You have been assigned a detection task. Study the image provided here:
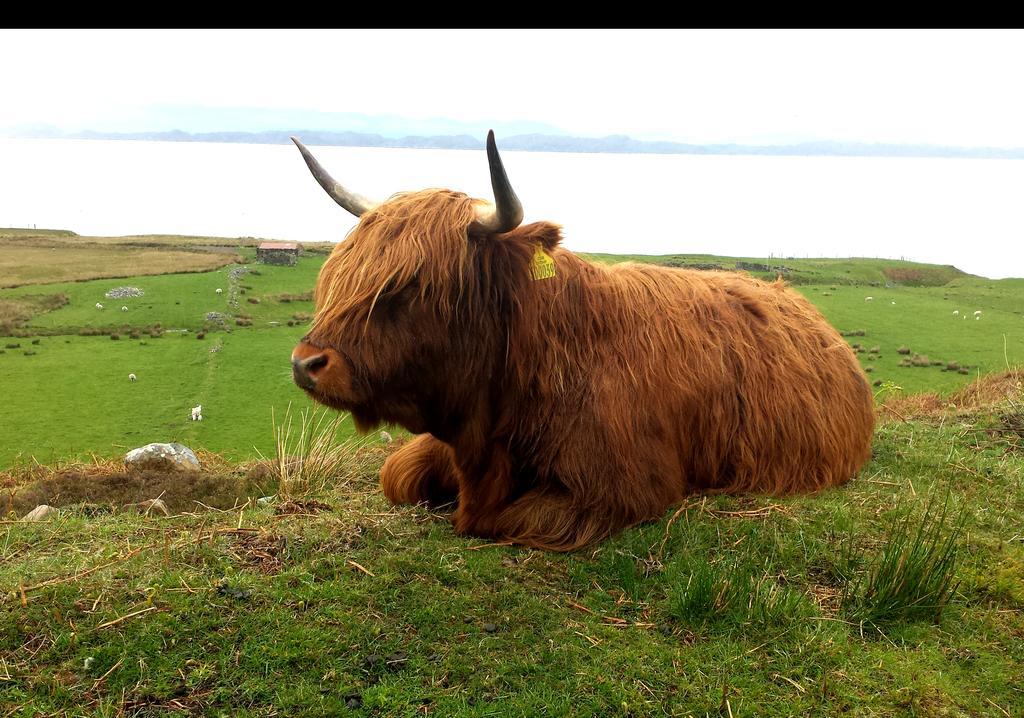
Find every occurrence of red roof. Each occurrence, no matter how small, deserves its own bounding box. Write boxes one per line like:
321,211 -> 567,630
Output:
257,242 -> 300,251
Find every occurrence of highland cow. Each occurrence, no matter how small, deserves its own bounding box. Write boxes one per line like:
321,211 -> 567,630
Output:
289,132 -> 875,551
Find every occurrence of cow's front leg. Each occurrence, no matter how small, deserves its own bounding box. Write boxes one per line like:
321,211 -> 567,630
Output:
379,434 -> 460,507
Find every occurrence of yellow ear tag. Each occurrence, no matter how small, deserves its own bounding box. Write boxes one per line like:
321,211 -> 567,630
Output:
530,244 -> 556,281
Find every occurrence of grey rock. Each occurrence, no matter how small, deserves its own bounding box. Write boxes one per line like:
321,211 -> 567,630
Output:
23,504 -> 58,521
125,442 -> 200,472
104,286 -> 145,299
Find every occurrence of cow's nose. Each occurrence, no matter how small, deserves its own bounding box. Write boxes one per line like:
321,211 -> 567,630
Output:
292,352 -> 330,390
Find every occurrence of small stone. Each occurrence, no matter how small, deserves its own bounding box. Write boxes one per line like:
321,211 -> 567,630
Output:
345,694 -> 362,709
482,623 -> 497,633
215,580 -> 251,601
256,495 -> 276,506
362,654 -> 383,669
385,651 -> 409,671
23,505 -> 58,521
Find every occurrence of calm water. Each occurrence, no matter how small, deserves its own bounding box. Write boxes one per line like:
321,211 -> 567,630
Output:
2,138 -> 1022,279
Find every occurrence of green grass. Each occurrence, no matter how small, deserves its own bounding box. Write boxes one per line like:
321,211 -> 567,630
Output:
0,252 -> 342,467
841,495 -> 963,626
795,281 -> 1024,395
0,329 -> 330,467
2,414 -> 1022,716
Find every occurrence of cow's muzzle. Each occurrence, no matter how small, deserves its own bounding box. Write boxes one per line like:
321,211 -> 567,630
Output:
291,340 -> 339,391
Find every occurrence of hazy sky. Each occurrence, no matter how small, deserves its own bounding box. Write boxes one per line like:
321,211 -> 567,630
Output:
4,28 -> 1024,146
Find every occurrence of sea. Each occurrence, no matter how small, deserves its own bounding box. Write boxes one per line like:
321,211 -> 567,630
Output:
2,138 -> 1022,280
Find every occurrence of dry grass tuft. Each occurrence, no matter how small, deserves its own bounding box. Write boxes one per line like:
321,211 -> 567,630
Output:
880,369 -> 1024,422
0,238 -> 239,288
257,403 -> 376,499
1,449 -> 277,517
3,466 -> 273,517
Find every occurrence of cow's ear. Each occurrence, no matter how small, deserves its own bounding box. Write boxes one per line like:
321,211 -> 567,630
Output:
499,221 -> 562,251
532,222 -> 562,252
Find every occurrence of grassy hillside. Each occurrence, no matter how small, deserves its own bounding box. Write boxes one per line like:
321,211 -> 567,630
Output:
582,253 -> 973,287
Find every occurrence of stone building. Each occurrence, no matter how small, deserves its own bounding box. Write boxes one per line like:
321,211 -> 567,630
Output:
256,241 -> 301,266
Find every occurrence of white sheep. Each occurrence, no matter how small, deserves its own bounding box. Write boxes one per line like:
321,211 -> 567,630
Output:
190,404 -> 203,421
129,373 -> 137,382
953,310 -> 959,316
121,306 -> 128,312
95,302 -> 103,310
973,310 -> 982,316
864,296 -> 874,301
216,288 -> 223,294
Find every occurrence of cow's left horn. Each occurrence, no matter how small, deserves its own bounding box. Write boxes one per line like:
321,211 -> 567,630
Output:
469,130 -> 524,236
290,136 -> 378,217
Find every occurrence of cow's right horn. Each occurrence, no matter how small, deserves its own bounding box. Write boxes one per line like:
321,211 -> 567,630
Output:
468,130 -> 524,236
290,136 -> 378,217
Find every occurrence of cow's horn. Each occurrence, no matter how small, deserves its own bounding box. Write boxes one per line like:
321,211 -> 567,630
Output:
290,136 -> 377,217
469,130 -> 524,236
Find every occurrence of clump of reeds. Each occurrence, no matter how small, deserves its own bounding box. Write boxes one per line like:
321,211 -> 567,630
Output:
841,494 -> 963,626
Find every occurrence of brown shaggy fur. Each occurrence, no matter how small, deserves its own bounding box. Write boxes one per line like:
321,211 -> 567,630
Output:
294,189 -> 875,551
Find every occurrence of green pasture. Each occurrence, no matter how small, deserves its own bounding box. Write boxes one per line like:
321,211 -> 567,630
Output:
796,280 -> 1024,395
0,254 -> 329,467
0,252 -> 320,333
0,329 -> 323,467
2,245 -> 1023,467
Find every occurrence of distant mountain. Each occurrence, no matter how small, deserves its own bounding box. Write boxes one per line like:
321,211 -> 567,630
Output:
7,106 -> 566,142
7,125 -> 1024,159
